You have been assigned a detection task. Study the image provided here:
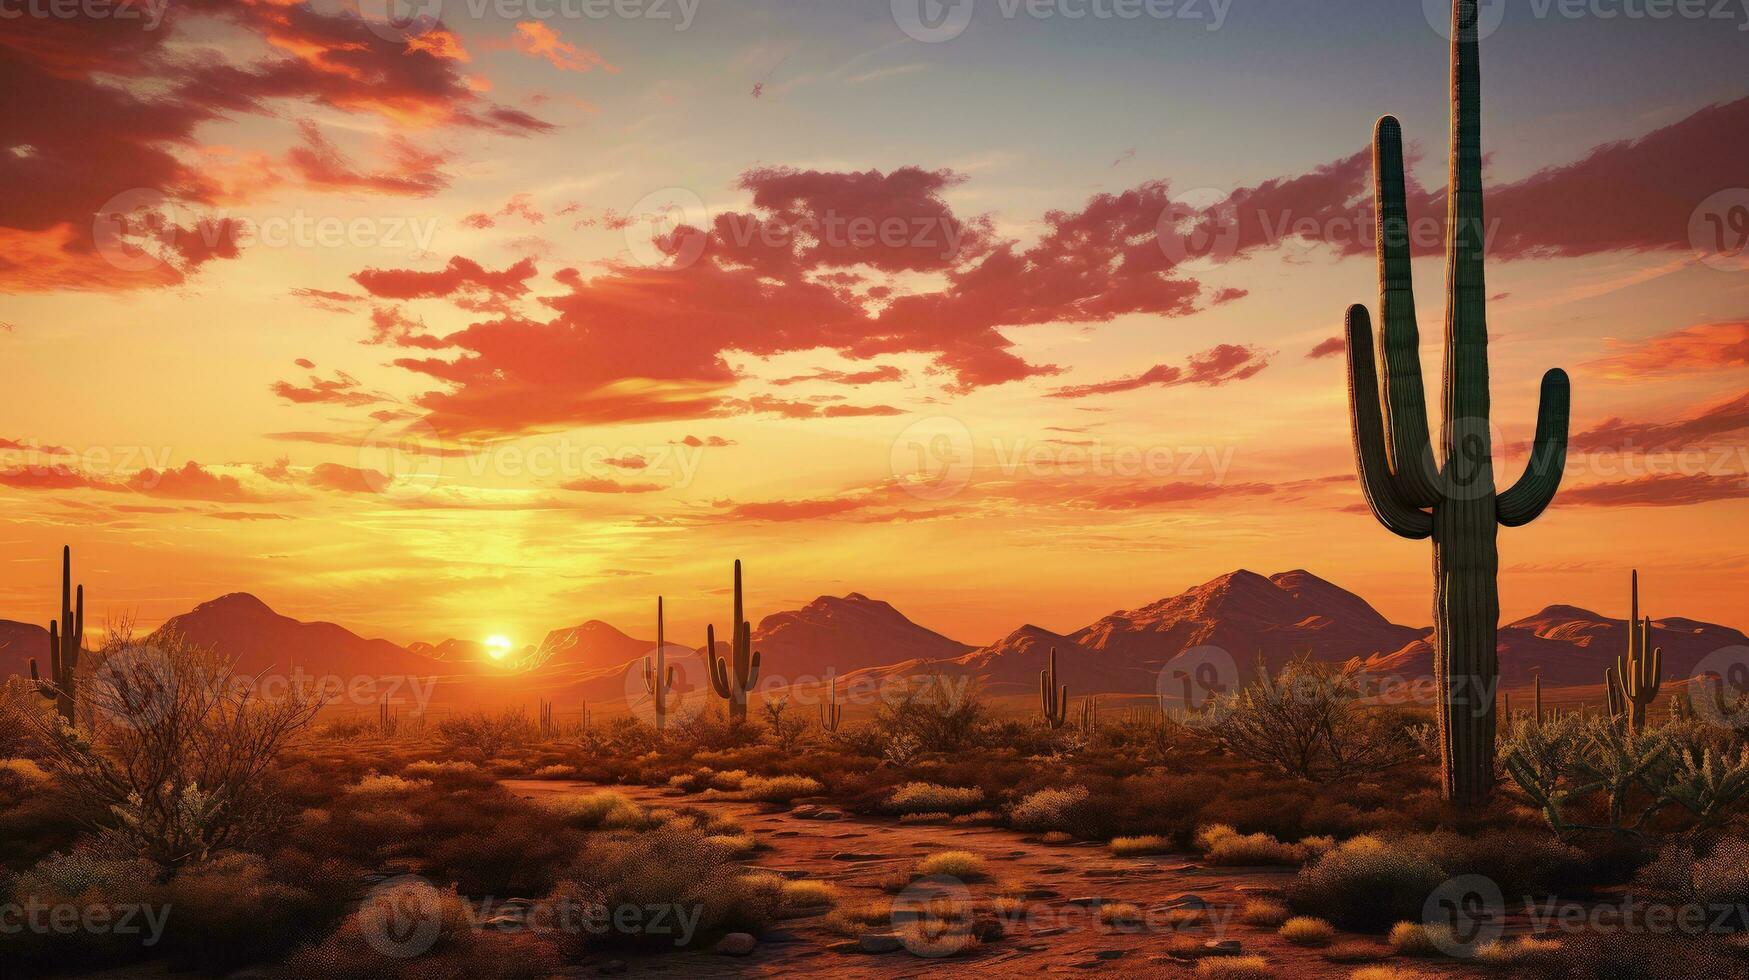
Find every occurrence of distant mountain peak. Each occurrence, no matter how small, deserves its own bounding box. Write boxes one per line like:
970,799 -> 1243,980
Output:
194,592 -> 276,615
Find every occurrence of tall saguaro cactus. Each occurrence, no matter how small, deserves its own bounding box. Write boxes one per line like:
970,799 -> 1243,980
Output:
28,546 -> 84,725
707,560 -> 760,723
1344,0 -> 1572,804
644,596 -> 677,730
1607,570 -> 1661,733
1040,647 -> 1068,729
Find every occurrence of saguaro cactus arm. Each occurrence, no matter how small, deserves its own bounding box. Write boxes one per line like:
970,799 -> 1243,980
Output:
1372,115 -> 1442,509
1347,305 -> 1435,539
1497,368 -> 1572,527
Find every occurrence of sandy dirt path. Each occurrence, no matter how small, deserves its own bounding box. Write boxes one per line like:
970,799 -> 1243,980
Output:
503,779 -> 1485,978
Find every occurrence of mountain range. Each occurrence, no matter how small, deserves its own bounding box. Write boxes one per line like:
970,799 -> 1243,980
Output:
2,570 -> 1743,706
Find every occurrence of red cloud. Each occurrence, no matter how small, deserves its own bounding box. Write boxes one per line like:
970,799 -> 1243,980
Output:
306,463 -> 388,494
561,477 -> 664,494
271,370 -> 383,407
354,256 -> 538,303
0,464 -> 117,491
512,22 -> 616,74
1048,344 -> 1270,398
1307,336 -> 1345,359
1562,474 -> 1749,508
0,2 -> 551,294
771,365 -> 904,386
1572,390 -> 1749,453
126,462 -> 268,502
1588,320 -> 1749,377
286,121 -> 450,196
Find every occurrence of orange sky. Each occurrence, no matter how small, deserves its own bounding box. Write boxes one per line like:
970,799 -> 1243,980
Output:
1,3 -> 1746,648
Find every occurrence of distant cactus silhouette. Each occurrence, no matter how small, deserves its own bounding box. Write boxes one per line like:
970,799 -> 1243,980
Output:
643,597 -> 677,730
707,560 -> 760,723
819,673 -> 843,733
1607,571 -> 1661,733
1040,647 -> 1068,729
28,546 -> 83,726
1343,0 -> 1571,804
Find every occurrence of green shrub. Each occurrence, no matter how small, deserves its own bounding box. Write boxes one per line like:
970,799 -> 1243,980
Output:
1288,836 -> 1446,931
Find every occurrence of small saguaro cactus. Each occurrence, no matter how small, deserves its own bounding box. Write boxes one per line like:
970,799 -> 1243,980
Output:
538,698 -> 556,738
28,546 -> 84,725
1076,694 -> 1099,735
707,560 -> 760,723
1608,570 -> 1662,733
1342,0 -> 1572,804
1533,674 -> 1543,727
643,596 -> 677,730
1040,647 -> 1068,729
819,674 -> 843,733
378,698 -> 399,737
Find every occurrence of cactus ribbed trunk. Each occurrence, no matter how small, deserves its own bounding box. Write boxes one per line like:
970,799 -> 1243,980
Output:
707,560 -> 760,723
1342,1 -> 1571,806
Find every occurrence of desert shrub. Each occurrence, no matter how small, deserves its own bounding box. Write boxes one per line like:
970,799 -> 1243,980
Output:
402,760 -> 495,788
900,811 -> 950,824
149,851 -> 344,971
287,877 -> 559,979
1533,928 -> 1738,979
825,899 -> 891,936
1351,969 -> 1430,980
347,774 -> 432,795
1321,941 -> 1387,963
780,879 -> 837,909
1110,834 -> 1173,856
1411,829 -> 1593,897
11,628 -> 322,869
1240,898 -> 1291,925
1194,956 -> 1274,978
1279,916 -> 1336,947
537,791 -> 645,830
1099,901 -> 1142,926
436,710 -> 536,758
1208,657 -> 1418,782
733,774 -> 823,803
1195,824 -> 1308,866
1475,936 -> 1562,969
1009,785 -> 1092,833
874,675 -> 985,753
885,782 -> 986,815
547,823 -> 778,955
1288,836 -> 1447,931
1638,834 -> 1749,909
532,764 -> 577,778
916,850 -> 989,881
1386,921 -> 1448,957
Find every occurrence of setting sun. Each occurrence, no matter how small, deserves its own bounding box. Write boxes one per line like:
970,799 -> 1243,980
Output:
484,635 -> 514,660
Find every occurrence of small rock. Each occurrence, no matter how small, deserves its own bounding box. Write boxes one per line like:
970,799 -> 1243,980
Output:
1095,950 -> 1127,960
1165,894 -> 1208,909
1065,896 -> 1110,907
1033,926 -> 1071,937
790,804 -> 822,819
858,932 -> 904,954
1202,939 -> 1242,956
814,808 -> 844,821
826,940 -> 861,953
484,913 -> 522,931
831,852 -> 885,862
599,960 -> 628,975
1023,887 -> 1060,899
715,932 -> 757,956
